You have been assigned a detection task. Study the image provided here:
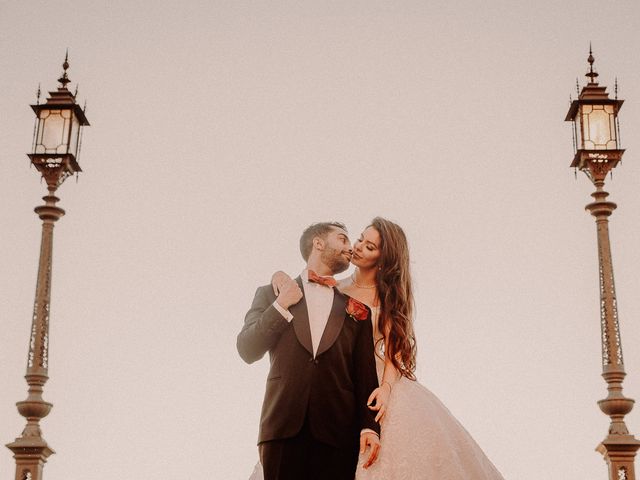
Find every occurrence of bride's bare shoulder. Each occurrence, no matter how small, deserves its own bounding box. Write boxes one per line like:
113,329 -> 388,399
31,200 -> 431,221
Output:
337,278 -> 376,310
337,277 -> 354,294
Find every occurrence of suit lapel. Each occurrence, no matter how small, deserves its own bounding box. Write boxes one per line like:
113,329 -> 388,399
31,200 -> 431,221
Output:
289,276 -> 314,356
316,289 -> 346,357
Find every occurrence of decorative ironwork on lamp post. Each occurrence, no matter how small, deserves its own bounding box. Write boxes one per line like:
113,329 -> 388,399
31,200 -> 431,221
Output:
6,54 -> 89,480
565,48 -> 640,480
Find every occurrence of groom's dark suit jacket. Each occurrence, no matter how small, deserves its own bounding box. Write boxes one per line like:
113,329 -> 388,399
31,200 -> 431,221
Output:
237,277 -> 380,449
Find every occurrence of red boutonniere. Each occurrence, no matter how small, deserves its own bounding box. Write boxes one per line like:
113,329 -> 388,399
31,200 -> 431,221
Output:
346,297 -> 369,321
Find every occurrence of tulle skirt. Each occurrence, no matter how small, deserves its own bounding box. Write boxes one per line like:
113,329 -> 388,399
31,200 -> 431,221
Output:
355,376 -> 504,480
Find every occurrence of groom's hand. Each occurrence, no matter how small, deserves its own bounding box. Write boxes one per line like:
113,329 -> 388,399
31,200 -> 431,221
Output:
276,279 -> 303,310
360,431 -> 381,469
271,271 -> 292,295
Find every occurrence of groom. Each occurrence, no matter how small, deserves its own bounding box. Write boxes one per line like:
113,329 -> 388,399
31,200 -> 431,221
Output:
237,222 -> 381,480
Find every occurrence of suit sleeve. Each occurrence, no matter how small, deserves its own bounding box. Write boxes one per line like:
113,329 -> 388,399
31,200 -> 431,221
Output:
237,286 -> 291,364
353,308 -> 381,435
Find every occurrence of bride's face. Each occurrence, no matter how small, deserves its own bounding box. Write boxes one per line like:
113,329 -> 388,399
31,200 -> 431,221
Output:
352,226 -> 382,269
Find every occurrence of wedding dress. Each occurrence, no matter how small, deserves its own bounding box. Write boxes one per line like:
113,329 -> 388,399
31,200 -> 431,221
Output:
354,306 -> 504,479
248,306 -> 505,480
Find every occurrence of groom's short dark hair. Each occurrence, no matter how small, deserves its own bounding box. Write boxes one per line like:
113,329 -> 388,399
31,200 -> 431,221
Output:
299,221 -> 347,261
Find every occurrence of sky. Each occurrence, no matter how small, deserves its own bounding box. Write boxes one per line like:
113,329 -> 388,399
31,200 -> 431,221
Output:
1,1 -> 640,479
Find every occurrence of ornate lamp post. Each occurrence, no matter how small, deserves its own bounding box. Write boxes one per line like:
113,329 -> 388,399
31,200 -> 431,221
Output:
565,48 -> 640,480
6,54 -> 89,480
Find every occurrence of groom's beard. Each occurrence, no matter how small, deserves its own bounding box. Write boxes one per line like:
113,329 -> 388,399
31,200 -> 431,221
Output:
322,247 -> 351,275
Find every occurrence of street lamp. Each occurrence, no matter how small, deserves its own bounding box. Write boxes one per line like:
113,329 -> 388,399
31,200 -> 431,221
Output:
566,48 -> 640,480
6,53 -> 89,480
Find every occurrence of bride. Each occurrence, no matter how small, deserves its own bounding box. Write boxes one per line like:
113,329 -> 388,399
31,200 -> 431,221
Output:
253,217 -> 504,479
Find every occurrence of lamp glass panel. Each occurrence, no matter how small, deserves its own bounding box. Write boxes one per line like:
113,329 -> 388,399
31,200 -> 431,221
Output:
38,109 -> 68,154
68,114 -> 81,158
57,109 -> 72,154
582,104 -> 614,150
605,105 -> 618,149
577,105 -> 589,149
35,110 -> 51,154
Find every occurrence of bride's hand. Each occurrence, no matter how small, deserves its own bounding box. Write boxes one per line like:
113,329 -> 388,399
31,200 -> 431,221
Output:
271,271 -> 292,295
367,382 -> 392,423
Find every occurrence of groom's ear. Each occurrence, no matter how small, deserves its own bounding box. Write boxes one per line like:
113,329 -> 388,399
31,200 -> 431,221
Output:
312,236 -> 325,251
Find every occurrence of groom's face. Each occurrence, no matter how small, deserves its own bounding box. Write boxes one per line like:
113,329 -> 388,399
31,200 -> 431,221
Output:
320,227 -> 352,275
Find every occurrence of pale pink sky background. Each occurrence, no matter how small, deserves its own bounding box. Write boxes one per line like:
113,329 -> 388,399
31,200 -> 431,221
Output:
2,1 -> 640,479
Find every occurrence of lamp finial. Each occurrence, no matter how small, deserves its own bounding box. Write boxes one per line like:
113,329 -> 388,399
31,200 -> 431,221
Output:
58,50 -> 71,89
586,44 -> 599,84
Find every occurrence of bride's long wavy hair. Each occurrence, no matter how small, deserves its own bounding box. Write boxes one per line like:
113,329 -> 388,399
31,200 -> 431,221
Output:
371,217 -> 417,380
